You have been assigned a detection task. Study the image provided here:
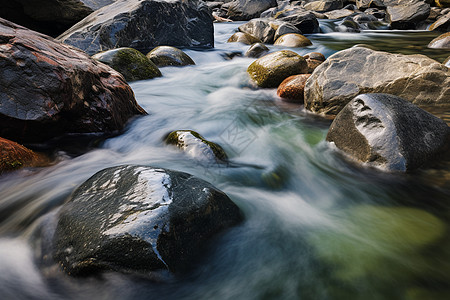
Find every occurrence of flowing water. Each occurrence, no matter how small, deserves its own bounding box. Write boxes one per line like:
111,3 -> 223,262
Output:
0,21 -> 449,300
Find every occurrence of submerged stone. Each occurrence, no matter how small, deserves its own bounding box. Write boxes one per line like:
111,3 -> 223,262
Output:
53,165 -> 242,276
146,46 -> 195,67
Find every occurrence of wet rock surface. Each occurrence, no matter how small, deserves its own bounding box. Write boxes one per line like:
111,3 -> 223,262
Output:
277,74 -> 311,103
0,137 -> 47,174
226,0 -> 277,21
428,32 -> 450,49
53,165 -> 243,276
146,46 -> 195,67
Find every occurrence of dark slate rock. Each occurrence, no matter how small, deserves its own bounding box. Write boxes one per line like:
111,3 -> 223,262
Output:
326,94 -> 450,172
386,0 -> 430,30
276,9 -> 320,33
57,0 -> 214,56
53,165 -> 243,276
0,18 -> 146,144
226,0 -> 277,21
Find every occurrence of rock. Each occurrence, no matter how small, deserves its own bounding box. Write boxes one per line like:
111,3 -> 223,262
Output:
364,8 -> 386,19
271,22 -> 302,41
326,93 -> 450,171
226,0 -> 278,21
304,47 -> 450,116
428,32 -> 450,49
57,0 -> 214,56
0,137 -> 47,174
227,32 -> 262,44
0,18 -> 146,144
53,165 -> 242,275
444,56 -> 450,67
355,0 -> 390,9
337,19 -> 361,32
0,0 -> 115,37
247,50 -> 308,88
92,47 -> 161,82
238,18 -> 275,44
276,9 -> 320,34
386,0 -> 431,30
274,33 -> 312,47
165,130 -> 228,162
303,52 -> 325,73
303,0 -> 344,12
245,43 -> 269,58
429,12 -> 450,32
277,74 -> 311,103
323,9 -> 355,20
146,46 -> 195,68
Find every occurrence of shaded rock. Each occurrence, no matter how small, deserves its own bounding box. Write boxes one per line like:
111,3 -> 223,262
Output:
276,9 -> 320,33
245,43 -> 269,58
146,46 -> 195,67
238,18 -> 275,44
227,32 -> 262,44
337,19 -> 361,32
277,74 -> 311,103
303,52 -> 325,73
435,0 -> 450,7
226,0 -> 278,21
444,56 -> 450,67
0,18 -> 146,144
304,47 -> 450,116
326,93 -> 450,171
0,0 -> 115,37
355,0 -> 391,9
274,33 -> 312,47
429,11 -> 450,32
324,8 -> 355,20
165,130 -> 228,162
386,0 -> 430,30
0,137 -> 47,174
53,165 -> 242,275
271,21 -> 302,41
247,50 -> 308,88
428,32 -> 450,49
364,8 -> 386,19
57,0 -> 214,56
303,0 -> 344,12
92,47 -> 161,82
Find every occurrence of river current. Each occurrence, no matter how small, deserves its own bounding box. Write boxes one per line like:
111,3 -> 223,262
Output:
0,21 -> 449,300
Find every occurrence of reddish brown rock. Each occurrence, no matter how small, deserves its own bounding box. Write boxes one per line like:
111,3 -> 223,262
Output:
277,74 -> 311,103
0,18 -> 146,144
0,137 -> 47,174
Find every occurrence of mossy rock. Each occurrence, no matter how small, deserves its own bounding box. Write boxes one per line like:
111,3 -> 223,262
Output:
247,50 -> 308,88
0,137 -> 48,174
428,32 -> 450,49
92,47 -> 161,81
165,130 -> 228,162
309,205 -> 446,282
146,46 -> 195,67
274,33 -> 312,48
227,32 -> 262,45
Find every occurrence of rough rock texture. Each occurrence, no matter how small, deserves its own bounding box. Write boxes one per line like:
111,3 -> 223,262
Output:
238,18 -> 275,44
0,137 -> 47,174
227,32 -> 261,44
386,0 -> 430,29
303,0 -> 344,12
226,0 -> 277,21
0,18 -> 146,144
245,43 -> 269,58
57,0 -> 214,56
0,0 -> 115,37
428,32 -> 450,49
247,50 -> 308,88
146,46 -> 195,67
303,52 -> 325,73
53,165 -> 243,276
276,9 -> 320,33
277,74 -> 311,103
304,47 -> 450,116
326,94 -> 450,172
429,11 -> 450,32
165,130 -> 228,162
274,33 -> 312,47
324,8 -> 355,20
92,47 -> 161,81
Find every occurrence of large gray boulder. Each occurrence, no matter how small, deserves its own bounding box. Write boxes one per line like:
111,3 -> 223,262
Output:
226,0 -> 277,21
385,0 -> 430,29
0,18 -> 146,144
327,94 -> 450,172
304,47 -> 450,116
276,9 -> 320,34
53,165 -> 243,275
303,0 -> 344,12
238,18 -> 275,44
58,0 -> 214,56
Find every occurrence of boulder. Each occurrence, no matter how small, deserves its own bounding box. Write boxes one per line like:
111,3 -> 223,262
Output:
303,0 -> 344,12
165,130 -> 228,162
0,0 -> 115,37
238,18 -> 275,44
53,165 -> 242,275
227,32 -> 261,44
0,18 -> 146,144
429,11 -> 450,32
270,22 -> 302,41
0,137 -> 47,174
355,0 -> 392,9
92,47 -> 161,81
276,9 -> 320,34
57,0 -> 214,56
146,46 -> 195,67
386,0 -> 431,29
323,9 -> 355,20
247,50 -> 308,88
326,93 -> 450,171
303,52 -> 325,73
304,47 -> 450,116
274,33 -> 312,47
277,74 -> 311,103
428,32 -> 450,49
226,0 -> 278,21
245,43 -> 269,58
